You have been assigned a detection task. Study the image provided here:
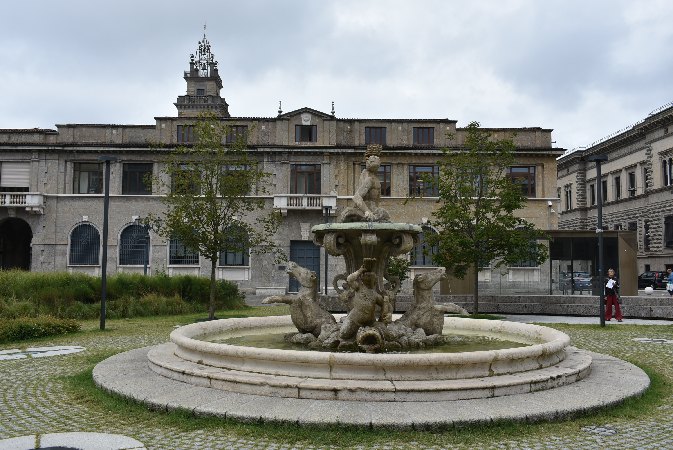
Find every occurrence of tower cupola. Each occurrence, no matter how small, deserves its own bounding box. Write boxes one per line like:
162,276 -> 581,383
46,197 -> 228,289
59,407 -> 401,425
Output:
174,32 -> 230,117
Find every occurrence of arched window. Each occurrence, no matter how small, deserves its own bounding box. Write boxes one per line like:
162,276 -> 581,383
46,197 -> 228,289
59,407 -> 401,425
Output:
218,225 -> 250,266
411,229 -> 438,266
119,224 -> 149,265
169,237 -> 199,265
69,223 -> 100,265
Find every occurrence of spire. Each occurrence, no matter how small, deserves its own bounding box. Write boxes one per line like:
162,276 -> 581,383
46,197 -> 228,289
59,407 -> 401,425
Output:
175,30 -> 230,118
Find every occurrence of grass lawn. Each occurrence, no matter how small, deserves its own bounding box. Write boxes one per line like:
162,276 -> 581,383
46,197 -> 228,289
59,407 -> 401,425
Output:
1,307 -> 672,449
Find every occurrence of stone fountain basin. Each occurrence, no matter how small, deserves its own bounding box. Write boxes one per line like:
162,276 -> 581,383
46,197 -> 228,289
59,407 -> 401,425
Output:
162,316 -> 571,382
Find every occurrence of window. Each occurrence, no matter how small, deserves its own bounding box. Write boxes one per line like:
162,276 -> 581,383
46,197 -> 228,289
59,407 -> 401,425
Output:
613,224 -> 622,230
225,125 -> 248,144
508,166 -> 536,197
589,183 -> 596,206
665,216 -> 673,248
290,164 -> 321,194
171,164 -> 200,195
196,88 -> 205,96
628,221 -> 637,231
643,167 -> 650,192
663,158 -> 672,187
119,224 -> 149,265
169,238 -> 199,265
644,220 -> 650,251
628,171 -> 636,197
511,241 -> 539,267
219,225 -> 250,266
614,175 -> 621,200
411,230 -> 438,266
69,223 -> 100,265
601,179 -> 608,203
413,127 -> 434,145
122,163 -> 152,195
365,127 -> 387,145
295,125 -> 317,143
177,125 -> 195,144
409,165 -> 439,196
359,163 -> 391,196
73,162 -> 103,194
564,185 -> 572,211
0,161 -> 30,192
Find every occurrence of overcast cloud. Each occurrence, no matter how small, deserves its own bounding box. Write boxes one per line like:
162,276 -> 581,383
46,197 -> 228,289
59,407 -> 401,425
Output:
1,0 -> 672,150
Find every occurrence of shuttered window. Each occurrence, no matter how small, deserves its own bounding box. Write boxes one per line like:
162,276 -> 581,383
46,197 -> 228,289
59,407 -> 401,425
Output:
0,162 -> 30,191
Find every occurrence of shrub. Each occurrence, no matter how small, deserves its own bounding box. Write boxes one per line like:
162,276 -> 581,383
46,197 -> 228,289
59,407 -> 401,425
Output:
0,316 -> 81,344
0,270 -> 245,320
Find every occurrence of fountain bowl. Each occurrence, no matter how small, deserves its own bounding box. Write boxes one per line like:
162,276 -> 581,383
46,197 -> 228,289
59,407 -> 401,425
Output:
147,315 -> 592,402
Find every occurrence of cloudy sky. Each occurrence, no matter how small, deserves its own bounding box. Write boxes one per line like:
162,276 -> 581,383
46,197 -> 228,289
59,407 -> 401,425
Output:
1,0 -> 672,150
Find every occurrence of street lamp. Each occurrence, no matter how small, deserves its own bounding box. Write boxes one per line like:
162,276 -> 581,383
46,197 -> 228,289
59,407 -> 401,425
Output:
587,154 -> 608,327
98,156 -> 118,331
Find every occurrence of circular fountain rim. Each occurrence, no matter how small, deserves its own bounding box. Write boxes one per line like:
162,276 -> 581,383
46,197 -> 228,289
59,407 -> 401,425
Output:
169,316 -> 570,380
311,222 -> 422,233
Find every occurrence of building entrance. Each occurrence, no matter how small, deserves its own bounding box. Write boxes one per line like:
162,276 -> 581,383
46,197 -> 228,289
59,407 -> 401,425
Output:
288,240 -> 320,293
0,218 -> 33,270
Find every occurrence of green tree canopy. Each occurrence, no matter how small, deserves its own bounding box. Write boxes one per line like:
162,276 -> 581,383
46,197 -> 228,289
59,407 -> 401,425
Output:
148,112 -> 282,319
426,121 -> 548,313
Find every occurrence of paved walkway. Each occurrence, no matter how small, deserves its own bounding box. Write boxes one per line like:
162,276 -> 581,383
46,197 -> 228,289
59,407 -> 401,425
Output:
502,314 -> 673,325
2,315 -> 673,449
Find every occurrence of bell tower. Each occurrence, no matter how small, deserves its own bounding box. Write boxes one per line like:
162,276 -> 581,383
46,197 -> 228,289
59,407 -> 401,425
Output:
174,32 -> 230,117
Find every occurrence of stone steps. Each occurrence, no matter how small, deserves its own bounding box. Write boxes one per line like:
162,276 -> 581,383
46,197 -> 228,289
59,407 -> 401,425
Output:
147,343 -> 592,402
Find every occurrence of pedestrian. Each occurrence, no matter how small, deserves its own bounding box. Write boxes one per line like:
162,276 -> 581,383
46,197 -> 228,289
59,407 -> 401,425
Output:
605,268 -> 623,322
667,268 -> 673,297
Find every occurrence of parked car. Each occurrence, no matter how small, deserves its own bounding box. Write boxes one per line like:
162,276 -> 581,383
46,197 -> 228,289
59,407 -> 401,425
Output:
637,271 -> 668,289
560,271 -> 593,292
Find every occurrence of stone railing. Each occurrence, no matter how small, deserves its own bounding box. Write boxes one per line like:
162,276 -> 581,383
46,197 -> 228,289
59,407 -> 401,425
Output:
0,192 -> 44,214
273,194 -> 337,215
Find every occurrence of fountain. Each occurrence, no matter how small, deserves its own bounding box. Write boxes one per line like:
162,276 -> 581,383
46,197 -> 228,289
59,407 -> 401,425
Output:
143,144 -> 592,400
93,145 -> 650,426
262,144 -> 468,353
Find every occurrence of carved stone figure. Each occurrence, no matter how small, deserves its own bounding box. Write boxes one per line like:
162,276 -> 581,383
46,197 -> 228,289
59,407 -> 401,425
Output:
262,262 -> 335,337
338,149 -> 390,223
397,267 -> 468,335
339,265 -> 385,340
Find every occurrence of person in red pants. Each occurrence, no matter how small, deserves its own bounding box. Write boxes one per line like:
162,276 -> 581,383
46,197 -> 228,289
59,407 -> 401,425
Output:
605,268 -> 622,322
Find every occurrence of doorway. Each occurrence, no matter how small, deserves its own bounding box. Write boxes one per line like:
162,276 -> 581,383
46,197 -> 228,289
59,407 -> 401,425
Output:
288,240 -> 320,292
0,218 -> 33,270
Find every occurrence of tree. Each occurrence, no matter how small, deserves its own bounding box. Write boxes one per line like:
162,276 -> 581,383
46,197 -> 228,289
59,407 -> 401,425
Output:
148,112 -> 282,320
426,121 -> 547,314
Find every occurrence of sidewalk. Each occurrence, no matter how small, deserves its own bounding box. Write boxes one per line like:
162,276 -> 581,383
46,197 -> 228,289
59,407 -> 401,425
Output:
502,314 -> 673,325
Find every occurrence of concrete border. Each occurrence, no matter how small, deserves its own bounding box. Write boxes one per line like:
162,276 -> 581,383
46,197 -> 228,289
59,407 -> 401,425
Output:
94,347 -> 650,429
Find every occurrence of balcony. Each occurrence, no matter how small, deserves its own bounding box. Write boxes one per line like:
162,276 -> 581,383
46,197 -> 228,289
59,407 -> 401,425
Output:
0,192 -> 44,214
273,194 -> 337,216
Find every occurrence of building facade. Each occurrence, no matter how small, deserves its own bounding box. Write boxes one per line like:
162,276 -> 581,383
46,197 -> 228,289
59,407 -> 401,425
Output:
0,35 -> 563,295
557,103 -> 673,274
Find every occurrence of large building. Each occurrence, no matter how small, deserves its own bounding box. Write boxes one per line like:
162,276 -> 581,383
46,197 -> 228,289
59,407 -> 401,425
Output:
0,35 -> 563,295
557,103 -> 673,275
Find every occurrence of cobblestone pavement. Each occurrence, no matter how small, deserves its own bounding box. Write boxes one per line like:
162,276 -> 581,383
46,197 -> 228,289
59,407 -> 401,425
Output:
1,316 -> 673,449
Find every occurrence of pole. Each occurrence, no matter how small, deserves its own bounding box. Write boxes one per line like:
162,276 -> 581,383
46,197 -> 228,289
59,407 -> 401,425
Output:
596,161 -> 605,327
99,158 -> 114,330
143,225 -> 149,276
588,154 -> 608,327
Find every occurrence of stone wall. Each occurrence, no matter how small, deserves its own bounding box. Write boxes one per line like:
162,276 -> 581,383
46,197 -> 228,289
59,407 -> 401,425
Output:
319,293 -> 673,319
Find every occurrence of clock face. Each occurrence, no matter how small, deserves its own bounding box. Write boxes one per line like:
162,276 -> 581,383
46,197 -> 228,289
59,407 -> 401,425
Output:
301,113 -> 312,125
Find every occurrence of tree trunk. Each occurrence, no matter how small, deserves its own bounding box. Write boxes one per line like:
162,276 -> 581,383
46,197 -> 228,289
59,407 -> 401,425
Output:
472,262 -> 479,315
208,257 -> 217,320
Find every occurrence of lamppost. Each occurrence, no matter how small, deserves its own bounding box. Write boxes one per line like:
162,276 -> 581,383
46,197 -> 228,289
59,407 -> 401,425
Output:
98,156 -> 118,331
323,205 -> 332,295
587,154 -> 608,327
